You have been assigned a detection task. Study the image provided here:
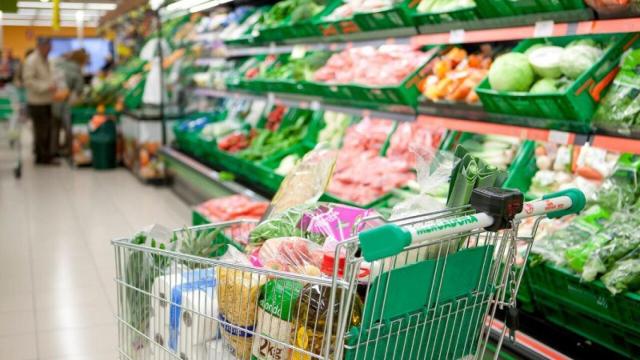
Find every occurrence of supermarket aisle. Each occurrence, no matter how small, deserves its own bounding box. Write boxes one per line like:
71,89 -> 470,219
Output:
0,130 -> 190,359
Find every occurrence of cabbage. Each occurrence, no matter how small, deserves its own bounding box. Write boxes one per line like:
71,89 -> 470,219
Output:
567,38 -> 599,48
524,43 -> 546,56
530,78 -> 559,94
527,46 -> 564,79
560,44 -> 603,79
488,53 -> 535,92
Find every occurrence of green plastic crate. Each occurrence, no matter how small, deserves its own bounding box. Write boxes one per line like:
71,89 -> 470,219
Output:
410,5 -> 478,26
192,209 -> 211,226
310,46 -> 439,106
528,262 -> 640,335
258,2 -> 340,42
475,0 -> 585,18
353,4 -> 415,31
316,16 -> 362,37
476,33 -> 640,130
535,290 -> 640,358
502,140 -> 537,193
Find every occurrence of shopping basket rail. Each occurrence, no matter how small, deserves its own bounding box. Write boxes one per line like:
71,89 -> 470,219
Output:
357,188 -> 585,262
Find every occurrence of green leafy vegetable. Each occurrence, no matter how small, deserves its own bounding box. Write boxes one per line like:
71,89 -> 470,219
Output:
488,53 -> 534,92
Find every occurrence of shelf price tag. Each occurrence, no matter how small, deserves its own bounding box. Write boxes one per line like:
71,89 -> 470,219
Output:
548,130 -> 571,144
267,92 -> 275,104
310,100 -> 321,111
449,29 -> 465,44
291,45 -> 307,59
268,42 -> 276,54
533,20 -> 554,37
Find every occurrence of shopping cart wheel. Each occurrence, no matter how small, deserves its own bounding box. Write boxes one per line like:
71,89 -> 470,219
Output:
14,165 -> 21,179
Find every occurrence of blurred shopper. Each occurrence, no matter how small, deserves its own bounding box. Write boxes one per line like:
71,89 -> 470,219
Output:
53,49 -> 89,156
23,38 -> 57,164
0,49 -> 19,82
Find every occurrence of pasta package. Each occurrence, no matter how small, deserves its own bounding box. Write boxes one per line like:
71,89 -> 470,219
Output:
217,266 -> 266,360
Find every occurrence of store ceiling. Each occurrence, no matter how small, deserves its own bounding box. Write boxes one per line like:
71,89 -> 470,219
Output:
0,1 -> 118,27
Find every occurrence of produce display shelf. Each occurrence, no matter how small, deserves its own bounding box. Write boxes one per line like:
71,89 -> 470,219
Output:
192,13 -> 640,59
417,114 -> 589,146
191,87 -> 417,122
161,146 -> 267,204
590,135 -> 640,156
411,17 -> 640,47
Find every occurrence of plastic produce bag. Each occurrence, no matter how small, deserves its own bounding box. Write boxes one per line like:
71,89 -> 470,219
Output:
601,257 -> 640,295
264,144 -> 338,218
251,237 -> 324,275
249,203 -> 379,247
391,149 -> 458,220
532,206 -> 609,266
593,48 -> 640,135
582,211 -> 640,281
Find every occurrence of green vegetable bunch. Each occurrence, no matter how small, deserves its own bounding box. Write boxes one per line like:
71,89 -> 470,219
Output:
259,0 -> 325,27
124,232 -> 176,344
263,52 -> 332,82
238,112 -> 311,162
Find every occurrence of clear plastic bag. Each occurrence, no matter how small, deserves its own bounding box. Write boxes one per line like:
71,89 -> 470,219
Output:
391,149 -> 459,220
601,257 -> 640,295
251,236 -> 324,275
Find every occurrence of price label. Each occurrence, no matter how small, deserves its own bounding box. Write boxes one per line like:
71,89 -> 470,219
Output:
267,93 -> 275,104
291,45 -> 307,59
548,130 -> 571,144
310,100 -> 321,111
268,42 -> 276,54
533,20 -> 554,38
449,29 -> 465,44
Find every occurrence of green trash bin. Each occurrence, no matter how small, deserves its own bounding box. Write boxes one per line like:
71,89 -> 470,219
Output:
90,120 -> 117,170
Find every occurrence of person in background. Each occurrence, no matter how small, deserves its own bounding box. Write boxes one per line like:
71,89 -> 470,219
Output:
52,49 -> 89,156
23,38 -> 57,165
14,49 -> 34,88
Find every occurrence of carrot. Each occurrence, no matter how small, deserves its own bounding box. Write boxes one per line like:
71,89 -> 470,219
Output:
576,166 -> 604,181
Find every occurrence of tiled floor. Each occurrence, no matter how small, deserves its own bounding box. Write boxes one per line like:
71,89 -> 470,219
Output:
0,128 -> 190,359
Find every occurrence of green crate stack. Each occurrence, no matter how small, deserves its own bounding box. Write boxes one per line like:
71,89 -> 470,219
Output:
410,3 -> 478,26
352,0 -> 416,31
258,1 -> 340,42
241,108 -> 323,190
476,33 -> 640,132
475,0 -> 585,18
527,262 -> 640,357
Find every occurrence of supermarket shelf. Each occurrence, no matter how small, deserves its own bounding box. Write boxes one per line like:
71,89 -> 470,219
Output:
591,134 -> 640,155
161,146 -> 267,202
191,11 -> 640,58
411,16 -> 640,47
417,114 -> 589,146
191,87 -> 417,121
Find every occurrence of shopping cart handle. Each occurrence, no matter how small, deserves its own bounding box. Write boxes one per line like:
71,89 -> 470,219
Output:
541,188 -> 586,219
358,225 -> 412,262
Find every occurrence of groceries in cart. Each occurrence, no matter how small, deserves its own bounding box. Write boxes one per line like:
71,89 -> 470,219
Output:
114,144 -> 588,360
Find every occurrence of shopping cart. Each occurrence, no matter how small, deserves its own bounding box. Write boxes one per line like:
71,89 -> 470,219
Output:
0,84 -> 23,178
112,187 -> 585,360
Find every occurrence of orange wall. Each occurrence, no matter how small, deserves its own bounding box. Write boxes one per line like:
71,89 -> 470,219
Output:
3,26 -> 98,59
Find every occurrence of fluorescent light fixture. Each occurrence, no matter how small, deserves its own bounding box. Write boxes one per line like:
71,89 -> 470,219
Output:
84,3 -> 117,10
75,10 -> 83,22
17,8 -> 38,15
18,1 -> 116,10
190,0 -> 232,13
167,0 -> 209,12
2,19 -> 31,25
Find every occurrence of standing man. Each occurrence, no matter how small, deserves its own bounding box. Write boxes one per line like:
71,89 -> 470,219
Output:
23,37 -> 57,164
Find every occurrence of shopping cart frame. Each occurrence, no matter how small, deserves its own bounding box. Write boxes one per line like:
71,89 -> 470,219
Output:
112,188 -> 584,360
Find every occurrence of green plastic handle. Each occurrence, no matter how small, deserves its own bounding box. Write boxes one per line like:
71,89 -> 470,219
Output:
542,188 -> 586,219
358,224 -> 412,262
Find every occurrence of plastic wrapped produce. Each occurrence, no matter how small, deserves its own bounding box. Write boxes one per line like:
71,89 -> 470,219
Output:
313,45 -> 432,86
585,0 -> 640,18
601,257 -> 640,295
251,237 -> 323,275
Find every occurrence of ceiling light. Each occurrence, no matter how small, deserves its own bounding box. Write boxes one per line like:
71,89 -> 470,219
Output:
18,1 -> 117,10
189,0 -> 231,13
167,0 -> 209,12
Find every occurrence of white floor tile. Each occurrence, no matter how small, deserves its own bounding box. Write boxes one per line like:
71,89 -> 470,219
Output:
0,128 -> 190,358
0,333 -> 38,360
